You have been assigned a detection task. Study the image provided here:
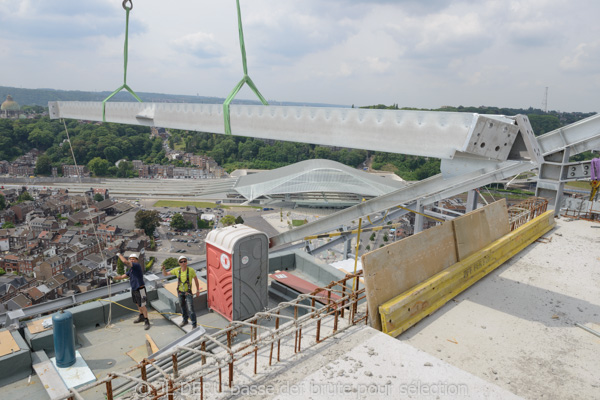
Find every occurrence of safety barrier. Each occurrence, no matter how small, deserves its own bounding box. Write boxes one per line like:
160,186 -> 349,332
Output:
379,210 -> 555,337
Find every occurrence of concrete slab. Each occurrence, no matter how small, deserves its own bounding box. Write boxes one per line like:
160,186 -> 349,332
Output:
271,328 -> 522,400
181,322 -> 520,400
399,218 -> 600,399
51,351 -> 96,389
34,359 -> 71,400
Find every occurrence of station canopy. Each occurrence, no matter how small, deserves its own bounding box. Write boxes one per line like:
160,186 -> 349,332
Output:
233,159 -> 406,203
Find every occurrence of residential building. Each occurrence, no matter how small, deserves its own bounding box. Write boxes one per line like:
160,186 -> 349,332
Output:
62,164 -> 89,177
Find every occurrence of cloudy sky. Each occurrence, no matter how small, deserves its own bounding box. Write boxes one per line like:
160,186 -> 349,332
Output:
1,0 -> 599,112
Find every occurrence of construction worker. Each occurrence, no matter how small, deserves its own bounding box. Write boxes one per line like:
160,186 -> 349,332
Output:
115,252 -> 150,330
162,255 -> 200,329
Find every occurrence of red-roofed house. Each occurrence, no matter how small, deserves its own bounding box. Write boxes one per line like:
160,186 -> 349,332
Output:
24,286 -> 45,304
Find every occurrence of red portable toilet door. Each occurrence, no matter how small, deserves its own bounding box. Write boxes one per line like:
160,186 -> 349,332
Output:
206,245 -> 233,320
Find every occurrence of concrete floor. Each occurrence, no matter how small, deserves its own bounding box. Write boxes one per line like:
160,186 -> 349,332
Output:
399,217 -> 600,400
3,310 -> 185,400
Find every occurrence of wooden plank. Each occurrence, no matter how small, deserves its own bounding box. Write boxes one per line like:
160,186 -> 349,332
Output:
27,318 -> 53,335
145,334 -> 159,354
453,199 -> 510,261
361,222 -> 458,331
0,330 -> 20,356
126,344 -> 149,363
379,210 -> 555,337
164,278 -> 207,298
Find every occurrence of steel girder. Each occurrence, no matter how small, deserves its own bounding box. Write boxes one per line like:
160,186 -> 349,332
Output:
50,102 -> 524,162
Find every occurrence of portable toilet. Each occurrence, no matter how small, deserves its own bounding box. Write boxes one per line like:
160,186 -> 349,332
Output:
205,224 -> 269,321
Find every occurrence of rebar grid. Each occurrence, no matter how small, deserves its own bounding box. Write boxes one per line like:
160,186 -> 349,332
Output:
59,271 -> 366,400
508,197 -> 548,231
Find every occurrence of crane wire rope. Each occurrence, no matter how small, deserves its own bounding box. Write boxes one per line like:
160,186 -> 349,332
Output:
101,0 -> 142,122
62,119 -> 119,332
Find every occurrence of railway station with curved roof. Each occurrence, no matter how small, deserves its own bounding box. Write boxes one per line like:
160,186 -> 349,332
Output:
232,159 -> 406,207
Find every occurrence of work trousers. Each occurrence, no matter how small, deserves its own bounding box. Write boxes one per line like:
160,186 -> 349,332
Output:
178,291 -> 197,325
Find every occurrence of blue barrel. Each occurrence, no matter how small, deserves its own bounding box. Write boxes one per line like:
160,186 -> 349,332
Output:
53,310 -> 76,368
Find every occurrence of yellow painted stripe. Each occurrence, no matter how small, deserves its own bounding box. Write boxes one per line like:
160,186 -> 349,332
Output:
379,210 -> 555,337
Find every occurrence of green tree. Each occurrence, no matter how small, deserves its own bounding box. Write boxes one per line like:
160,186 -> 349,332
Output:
162,257 -> 179,270
17,191 -> 33,202
28,127 -> 54,149
221,215 -> 236,226
135,210 -> 161,236
117,258 -> 125,276
0,194 -> 5,210
88,157 -> 110,177
170,213 -> 189,230
117,160 -> 134,178
235,215 -> 244,224
35,154 -> 53,175
2,222 -> 15,229
197,218 -> 210,229
103,146 -> 123,164
94,193 -> 104,202
0,268 -> 5,275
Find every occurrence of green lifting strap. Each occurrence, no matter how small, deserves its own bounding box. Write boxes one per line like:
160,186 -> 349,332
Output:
102,0 -> 142,122
223,0 -> 268,135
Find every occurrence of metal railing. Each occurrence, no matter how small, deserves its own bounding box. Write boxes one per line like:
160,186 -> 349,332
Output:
58,271 -> 367,400
508,197 -> 549,231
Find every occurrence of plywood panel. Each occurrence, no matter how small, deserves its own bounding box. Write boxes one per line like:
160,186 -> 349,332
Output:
453,199 -> 509,261
362,222 -> 457,331
380,210 -> 555,337
0,330 -> 20,356
27,318 -> 53,334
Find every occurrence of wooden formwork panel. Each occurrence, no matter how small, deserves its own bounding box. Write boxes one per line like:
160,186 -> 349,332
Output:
362,222 -> 458,331
453,199 -> 510,261
0,330 -> 20,356
379,210 -> 555,337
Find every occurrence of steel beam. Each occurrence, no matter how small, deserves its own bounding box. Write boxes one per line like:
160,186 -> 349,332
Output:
270,161 -> 534,247
49,102 -> 519,161
537,113 -> 600,156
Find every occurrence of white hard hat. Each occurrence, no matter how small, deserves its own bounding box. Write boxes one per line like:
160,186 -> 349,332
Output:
178,255 -> 188,262
129,253 -> 139,259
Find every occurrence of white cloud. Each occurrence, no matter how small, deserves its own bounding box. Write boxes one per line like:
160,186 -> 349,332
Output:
0,0 -> 598,112
366,57 -> 391,74
172,32 -> 221,59
560,42 -> 600,73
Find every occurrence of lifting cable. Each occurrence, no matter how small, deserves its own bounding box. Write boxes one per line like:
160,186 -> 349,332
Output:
223,0 -> 269,135
62,120 -> 119,331
101,0 -> 142,122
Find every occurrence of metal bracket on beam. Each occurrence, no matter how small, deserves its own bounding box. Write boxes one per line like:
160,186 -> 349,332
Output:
510,114 -> 545,165
441,114 -> 544,178
462,115 -> 520,161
